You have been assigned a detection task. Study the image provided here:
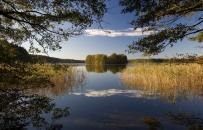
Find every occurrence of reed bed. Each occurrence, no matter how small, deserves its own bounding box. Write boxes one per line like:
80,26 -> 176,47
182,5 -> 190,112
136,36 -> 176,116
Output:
120,63 -> 203,101
0,63 -> 86,96
48,67 -> 86,96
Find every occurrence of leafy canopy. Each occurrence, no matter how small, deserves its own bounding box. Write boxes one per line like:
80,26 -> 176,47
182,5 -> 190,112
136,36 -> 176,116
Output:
0,0 -> 106,53
120,0 -> 203,55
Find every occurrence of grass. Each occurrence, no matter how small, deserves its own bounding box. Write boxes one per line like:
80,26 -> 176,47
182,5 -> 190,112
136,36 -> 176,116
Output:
120,63 -> 203,102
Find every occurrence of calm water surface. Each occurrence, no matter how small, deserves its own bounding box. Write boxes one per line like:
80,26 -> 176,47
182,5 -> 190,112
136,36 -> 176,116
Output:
31,65 -> 203,130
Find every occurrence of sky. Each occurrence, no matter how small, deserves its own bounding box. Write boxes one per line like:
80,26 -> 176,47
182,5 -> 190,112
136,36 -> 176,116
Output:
32,0 -> 203,60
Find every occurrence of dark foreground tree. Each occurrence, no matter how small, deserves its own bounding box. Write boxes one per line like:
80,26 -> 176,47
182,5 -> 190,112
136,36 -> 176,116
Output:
0,0 -> 106,53
120,0 -> 203,55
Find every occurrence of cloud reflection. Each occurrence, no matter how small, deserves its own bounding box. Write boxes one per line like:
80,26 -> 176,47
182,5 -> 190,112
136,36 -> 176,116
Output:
72,89 -> 157,98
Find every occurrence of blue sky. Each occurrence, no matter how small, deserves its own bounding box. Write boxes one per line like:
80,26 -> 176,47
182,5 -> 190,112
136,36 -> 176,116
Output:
43,1 -> 203,60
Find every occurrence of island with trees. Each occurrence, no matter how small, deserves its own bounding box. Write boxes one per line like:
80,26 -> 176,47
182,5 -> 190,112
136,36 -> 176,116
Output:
85,53 -> 128,65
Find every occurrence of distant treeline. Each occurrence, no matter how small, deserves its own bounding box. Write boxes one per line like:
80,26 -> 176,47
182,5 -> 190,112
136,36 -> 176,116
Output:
86,53 -> 128,65
31,55 -> 84,64
129,59 -> 169,64
0,39 -> 84,64
129,57 -> 201,64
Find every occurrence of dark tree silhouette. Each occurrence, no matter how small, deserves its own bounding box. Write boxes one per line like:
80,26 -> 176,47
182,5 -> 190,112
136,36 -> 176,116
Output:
0,0 -> 106,53
120,0 -> 203,55
0,87 -> 69,130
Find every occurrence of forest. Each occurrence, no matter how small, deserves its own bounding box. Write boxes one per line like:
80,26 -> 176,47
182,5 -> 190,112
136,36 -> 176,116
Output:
85,53 -> 128,65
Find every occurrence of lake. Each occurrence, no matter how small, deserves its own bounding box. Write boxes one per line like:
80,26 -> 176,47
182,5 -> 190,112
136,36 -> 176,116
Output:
2,64 -> 203,130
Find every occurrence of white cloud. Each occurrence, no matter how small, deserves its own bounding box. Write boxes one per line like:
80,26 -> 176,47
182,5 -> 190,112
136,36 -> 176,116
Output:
85,28 -> 156,37
72,89 -> 158,99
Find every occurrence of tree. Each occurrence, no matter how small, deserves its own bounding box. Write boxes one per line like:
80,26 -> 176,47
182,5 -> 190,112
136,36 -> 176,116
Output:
0,0 -> 106,53
120,0 -> 203,55
95,54 -> 108,64
0,39 -> 31,63
85,55 -> 94,65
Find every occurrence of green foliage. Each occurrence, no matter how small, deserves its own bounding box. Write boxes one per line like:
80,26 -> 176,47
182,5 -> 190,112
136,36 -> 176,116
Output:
0,0 -> 106,53
0,39 -> 31,63
120,0 -> 203,55
108,53 -> 128,64
0,63 -> 54,86
85,53 -> 128,65
95,54 -> 108,64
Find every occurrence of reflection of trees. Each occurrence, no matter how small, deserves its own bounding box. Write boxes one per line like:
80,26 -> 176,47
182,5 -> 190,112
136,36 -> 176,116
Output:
86,64 -> 107,73
143,117 -> 163,130
0,88 -> 69,130
0,63 -> 70,130
142,113 -> 203,130
168,112 -> 203,130
86,65 -> 126,73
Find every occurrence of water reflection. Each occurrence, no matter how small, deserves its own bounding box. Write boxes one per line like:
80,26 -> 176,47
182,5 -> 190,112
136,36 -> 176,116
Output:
168,112 -> 203,130
141,112 -> 203,130
0,87 -> 69,130
2,64 -> 203,130
32,67 -> 86,96
143,117 -> 163,130
0,64 -> 72,130
72,89 -> 157,98
86,64 -> 126,73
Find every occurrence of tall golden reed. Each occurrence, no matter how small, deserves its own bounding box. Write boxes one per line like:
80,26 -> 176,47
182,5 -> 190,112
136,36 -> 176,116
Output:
121,63 -> 203,102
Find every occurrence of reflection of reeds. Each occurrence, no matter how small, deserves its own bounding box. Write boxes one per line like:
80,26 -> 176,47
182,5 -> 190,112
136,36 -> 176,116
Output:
121,63 -> 203,102
36,67 -> 86,96
0,63 -> 86,96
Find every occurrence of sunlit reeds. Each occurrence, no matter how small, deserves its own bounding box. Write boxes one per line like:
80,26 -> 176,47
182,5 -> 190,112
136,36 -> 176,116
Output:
0,63 -> 56,86
120,63 -> 203,102
33,66 -> 86,96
